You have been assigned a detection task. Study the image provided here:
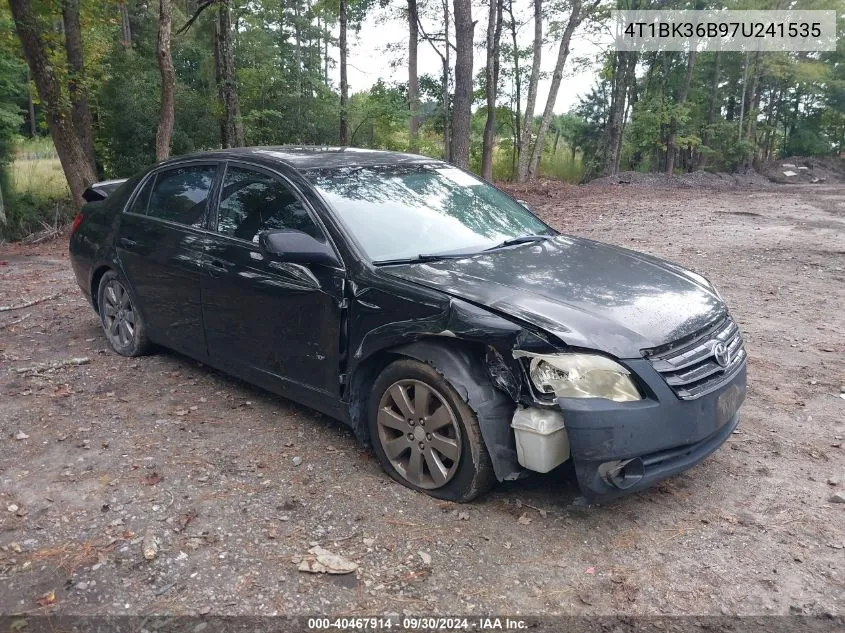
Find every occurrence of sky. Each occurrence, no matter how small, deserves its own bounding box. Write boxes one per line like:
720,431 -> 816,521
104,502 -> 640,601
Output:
338,5 -> 611,116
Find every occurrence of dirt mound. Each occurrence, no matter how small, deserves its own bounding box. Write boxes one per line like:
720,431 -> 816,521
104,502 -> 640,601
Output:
586,168 -> 772,190
498,178 -> 579,209
761,155 -> 845,184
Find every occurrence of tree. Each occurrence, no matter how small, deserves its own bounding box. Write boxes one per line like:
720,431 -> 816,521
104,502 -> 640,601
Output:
216,0 -> 245,147
62,0 -> 96,172
481,0 -> 504,180
119,1 -> 132,48
417,0 -> 453,159
0,33 -> 25,226
178,0 -> 244,148
501,0 -> 527,178
339,0 -> 349,144
324,0 -> 374,146
516,0 -> 542,182
527,0 -> 599,180
450,0 -> 474,167
8,0 -> 96,208
665,49 -> 696,174
407,0 -> 420,152
603,50 -> 636,176
155,0 -> 176,160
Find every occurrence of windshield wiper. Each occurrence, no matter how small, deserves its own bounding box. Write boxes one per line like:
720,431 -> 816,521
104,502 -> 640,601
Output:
484,234 -> 553,251
373,251 -> 473,266
373,234 -> 555,265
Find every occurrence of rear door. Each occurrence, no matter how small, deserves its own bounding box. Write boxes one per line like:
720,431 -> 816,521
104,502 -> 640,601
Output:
201,161 -> 345,400
117,162 -> 220,359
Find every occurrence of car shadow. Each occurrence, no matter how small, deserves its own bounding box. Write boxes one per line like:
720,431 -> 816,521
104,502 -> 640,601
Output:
133,345 -> 662,511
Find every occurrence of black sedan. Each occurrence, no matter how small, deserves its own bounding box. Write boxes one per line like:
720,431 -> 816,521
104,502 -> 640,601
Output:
69,147 -> 747,502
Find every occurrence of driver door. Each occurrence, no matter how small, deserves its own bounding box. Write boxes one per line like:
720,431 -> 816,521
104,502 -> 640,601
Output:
200,162 -> 345,400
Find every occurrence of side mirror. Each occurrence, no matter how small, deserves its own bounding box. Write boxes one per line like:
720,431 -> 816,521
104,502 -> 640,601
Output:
258,229 -> 340,267
517,199 -> 532,212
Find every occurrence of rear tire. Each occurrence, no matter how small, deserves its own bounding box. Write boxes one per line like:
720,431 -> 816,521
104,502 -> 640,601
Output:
368,358 -> 495,502
97,270 -> 150,357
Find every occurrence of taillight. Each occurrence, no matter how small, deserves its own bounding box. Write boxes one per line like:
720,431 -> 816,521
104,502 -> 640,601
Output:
71,212 -> 84,235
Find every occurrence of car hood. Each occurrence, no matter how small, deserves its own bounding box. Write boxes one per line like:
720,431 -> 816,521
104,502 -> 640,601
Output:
382,235 -> 726,358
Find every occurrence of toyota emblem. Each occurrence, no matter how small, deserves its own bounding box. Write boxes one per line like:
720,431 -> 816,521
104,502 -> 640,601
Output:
713,342 -> 731,368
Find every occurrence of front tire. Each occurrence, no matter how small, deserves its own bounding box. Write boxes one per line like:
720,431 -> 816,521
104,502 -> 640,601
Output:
97,270 -> 150,357
368,359 -> 495,502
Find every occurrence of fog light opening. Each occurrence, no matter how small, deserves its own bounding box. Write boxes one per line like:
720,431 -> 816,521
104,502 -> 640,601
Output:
600,458 -> 645,490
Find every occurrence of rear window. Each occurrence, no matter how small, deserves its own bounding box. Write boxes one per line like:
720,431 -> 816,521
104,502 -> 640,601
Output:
146,165 -> 217,227
127,177 -> 154,216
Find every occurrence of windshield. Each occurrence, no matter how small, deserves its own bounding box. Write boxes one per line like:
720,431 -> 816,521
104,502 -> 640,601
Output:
304,163 -> 553,262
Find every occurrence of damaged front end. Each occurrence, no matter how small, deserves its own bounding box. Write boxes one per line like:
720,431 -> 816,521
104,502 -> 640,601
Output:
343,281 -> 561,483
343,272 -> 746,501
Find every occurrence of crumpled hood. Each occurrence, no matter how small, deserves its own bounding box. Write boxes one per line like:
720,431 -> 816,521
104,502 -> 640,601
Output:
383,235 -> 726,358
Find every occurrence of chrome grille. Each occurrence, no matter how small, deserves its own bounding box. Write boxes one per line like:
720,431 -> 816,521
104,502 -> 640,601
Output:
648,318 -> 746,400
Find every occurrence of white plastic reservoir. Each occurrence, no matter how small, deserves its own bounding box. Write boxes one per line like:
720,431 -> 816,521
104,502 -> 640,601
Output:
510,407 -> 570,473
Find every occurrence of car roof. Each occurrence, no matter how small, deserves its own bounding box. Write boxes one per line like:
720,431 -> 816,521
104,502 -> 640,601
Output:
158,146 -> 436,171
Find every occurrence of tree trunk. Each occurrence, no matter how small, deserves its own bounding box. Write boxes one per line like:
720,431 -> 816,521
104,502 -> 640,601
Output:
324,22 -> 329,87
762,86 -> 779,162
212,20 -> 225,146
450,0 -> 473,168
665,49 -> 696,175
215,0 -> 244,148
745,52 -> 761,144
155,0 -> 176,161
293,0 -> 303,97
616,52 -> 636,171
316,13 -> 322,84
339,0 -> 349,145
737,52 -> 749,143
119,1 -> 132,48
506,0 -> 520,179
442,0 -> 451,160
61,0 -> 96,173
481,0 -> 503,181
527,0 -> 586,180
698,50 -> 720,168
9,0 -> 96,208
408,0 -> 420,152
516,0 -> 542,182
305,0 -> 314,93
604,51 -> 634,176
26,67 -> 36,137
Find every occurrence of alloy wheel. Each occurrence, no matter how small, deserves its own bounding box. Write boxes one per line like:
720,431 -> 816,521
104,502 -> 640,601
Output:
101,279 -> 136,349
376,379 -> 462,489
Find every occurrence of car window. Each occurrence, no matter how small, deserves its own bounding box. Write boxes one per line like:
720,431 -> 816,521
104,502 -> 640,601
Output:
216,166 -> 323,243
127,176 -> 154,216
147,165 -> 217,227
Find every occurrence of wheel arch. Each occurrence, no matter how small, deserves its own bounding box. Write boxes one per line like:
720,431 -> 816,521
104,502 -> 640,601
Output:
347,336 -> 521,482
90,264 -> 114,314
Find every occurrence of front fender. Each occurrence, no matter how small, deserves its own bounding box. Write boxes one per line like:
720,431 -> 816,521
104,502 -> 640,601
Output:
391,341 -> 522,482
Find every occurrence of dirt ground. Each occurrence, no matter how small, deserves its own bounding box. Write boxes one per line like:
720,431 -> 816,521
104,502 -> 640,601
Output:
1,182 -> 843,620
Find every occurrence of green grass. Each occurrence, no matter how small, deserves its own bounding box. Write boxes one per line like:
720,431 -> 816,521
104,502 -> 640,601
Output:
537,147 -> 585,183
14,135 -> 61,160
0,136 -> 73,242
486,143 -> 585,184
10,156 -> 70,199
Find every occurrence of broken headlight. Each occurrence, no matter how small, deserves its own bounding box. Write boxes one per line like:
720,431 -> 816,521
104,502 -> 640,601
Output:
517,353 -> 641,402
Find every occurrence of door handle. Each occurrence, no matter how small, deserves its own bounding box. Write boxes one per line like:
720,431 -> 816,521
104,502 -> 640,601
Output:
119,237 -> 137,249
208,259 -> 227,278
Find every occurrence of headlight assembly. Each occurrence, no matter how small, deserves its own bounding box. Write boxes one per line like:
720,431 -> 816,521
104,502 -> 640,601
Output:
515,352 -> 642,402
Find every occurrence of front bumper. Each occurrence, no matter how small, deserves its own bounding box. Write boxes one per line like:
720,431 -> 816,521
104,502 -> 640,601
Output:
558,358 -> 747,500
